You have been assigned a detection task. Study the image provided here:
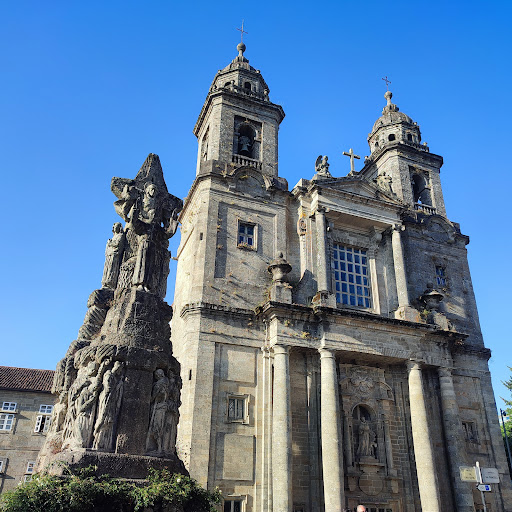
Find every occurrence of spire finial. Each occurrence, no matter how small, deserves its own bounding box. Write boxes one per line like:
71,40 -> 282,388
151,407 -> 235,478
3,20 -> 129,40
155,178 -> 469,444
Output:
385,90 -> 393,106
382,76 -> 391,90
236,20 -> 248,56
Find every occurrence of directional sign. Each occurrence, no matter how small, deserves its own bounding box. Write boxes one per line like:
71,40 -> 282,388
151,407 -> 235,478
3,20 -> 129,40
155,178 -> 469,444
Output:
477,484 -> 492,492
481,467 -> 500,484
460,466 -> 477,482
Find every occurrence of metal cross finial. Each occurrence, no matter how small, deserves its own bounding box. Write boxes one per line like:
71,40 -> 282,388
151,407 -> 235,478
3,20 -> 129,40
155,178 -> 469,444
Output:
342,148 -> 361,174
237,20 -> 248,43
382,76 -> 391,90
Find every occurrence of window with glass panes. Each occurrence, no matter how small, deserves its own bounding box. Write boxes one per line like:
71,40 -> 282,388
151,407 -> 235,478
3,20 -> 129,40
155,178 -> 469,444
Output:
332,244 -> 371,307
435,266 -> 446,287
228,397 -> 245,421
0,414 -> 14,431
238,223 -> 255,247
224,500 -> 242,512
1,402 -> 16,412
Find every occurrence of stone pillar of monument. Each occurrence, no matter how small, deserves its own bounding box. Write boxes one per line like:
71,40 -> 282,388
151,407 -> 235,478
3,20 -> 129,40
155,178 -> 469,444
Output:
407,361 -> 441,512
272,344 -> 292,512
438,367 -> 475,511
319,348 -> 345,511
392,224 -> 420,321
37,154 -> 186,479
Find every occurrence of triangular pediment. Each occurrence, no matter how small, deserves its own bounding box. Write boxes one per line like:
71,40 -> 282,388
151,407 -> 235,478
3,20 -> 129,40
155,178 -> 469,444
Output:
314,177 -> 403,206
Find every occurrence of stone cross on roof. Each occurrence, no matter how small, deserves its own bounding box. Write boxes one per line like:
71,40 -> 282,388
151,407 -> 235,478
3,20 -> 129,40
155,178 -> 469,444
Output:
237,20 -> 248,42
342,148 -> 361,175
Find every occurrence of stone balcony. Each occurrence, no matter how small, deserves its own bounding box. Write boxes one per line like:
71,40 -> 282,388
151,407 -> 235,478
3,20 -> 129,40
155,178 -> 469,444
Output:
232,154 -> 263,170
414,203 -> 436,215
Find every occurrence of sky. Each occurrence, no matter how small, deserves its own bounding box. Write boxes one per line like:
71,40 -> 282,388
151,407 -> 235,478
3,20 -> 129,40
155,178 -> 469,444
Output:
1,1 -> 511,411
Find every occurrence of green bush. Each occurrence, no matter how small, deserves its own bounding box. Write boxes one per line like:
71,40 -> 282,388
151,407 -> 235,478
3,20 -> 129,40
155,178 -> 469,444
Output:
0,466 -> 220,512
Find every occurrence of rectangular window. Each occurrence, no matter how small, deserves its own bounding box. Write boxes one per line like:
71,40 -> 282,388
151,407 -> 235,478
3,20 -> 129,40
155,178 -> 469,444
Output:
0,460 -> 4,473
224,500 -> 243,512
462,421 -> 478,443
1,402 -> 16,412
23,474 -> 33,482
0,414 -> 14,431
435,266 -> 446,287
39,405 -> 53,414
26,462 -> 35,474
332,244 -> 371,308
34,415 -> 51,433
228,397 -> 245,421
238,222 -> 255,248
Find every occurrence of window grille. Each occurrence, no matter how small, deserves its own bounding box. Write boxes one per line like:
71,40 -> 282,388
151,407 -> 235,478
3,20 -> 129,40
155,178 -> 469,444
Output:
435,266 -> 446,287
224,500 -> 242,512
332,244 -> 371,308
0,414 -> 14,431
228,397 -> 245,421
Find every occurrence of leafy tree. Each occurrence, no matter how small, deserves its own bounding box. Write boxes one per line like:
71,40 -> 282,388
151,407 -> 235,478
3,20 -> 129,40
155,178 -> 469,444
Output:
0,466 -> 220,512
501,366 -> 512,475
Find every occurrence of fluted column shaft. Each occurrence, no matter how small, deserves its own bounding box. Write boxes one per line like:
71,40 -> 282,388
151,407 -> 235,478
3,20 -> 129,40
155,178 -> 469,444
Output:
272,345 -> 292,512
319,348 -> 344,511
407,361 -> 441,512
391,225 -> 410,308
315,209 -> 329,293
438,367 -> 474,511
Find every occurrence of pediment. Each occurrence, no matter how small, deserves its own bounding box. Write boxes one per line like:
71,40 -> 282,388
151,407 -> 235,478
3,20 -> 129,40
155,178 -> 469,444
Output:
316,177 -> 403,206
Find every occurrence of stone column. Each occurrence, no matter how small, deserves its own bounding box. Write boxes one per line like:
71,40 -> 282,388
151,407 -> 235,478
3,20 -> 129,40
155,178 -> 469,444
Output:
392,225 -> 420,321
438,367 -> 474,512
407,361 -> 441,512
391,224 -> 409,308
319,348 -> 344,511
272,345 -> 292,512
315,208 -> 329,293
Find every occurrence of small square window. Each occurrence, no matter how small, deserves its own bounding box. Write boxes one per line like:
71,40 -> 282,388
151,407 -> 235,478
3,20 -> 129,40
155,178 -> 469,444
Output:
227,395 -> 248,423
39,405 -> 53,414
224,499 -> 243,512
237,222 -> 256,249
0,414 -> 14,431
26,462 -> 35,474
34,414 -> 52,433
462,421 -> 478,443
1,402 -> 16,412
435,266 -> 446,287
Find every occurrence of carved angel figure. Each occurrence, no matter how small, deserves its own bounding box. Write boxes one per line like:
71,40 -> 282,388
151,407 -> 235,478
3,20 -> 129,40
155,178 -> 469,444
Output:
315,155 -> 332,177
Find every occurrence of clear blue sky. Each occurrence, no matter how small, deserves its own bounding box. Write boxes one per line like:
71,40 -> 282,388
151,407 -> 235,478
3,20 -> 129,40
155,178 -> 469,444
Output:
1,1 -> 511,410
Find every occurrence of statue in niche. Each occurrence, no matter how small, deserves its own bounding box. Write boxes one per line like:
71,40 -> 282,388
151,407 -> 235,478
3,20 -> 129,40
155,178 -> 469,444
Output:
92,361 -> 125,451
376,172 -> 394,195
102,223 -> 126,289
146,369 -> 170,455
357,417 -> 376,458
315,155 -> 332,177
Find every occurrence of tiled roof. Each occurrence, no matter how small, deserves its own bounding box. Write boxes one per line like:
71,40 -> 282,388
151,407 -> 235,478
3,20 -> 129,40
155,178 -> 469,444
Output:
0,366 -> 55,393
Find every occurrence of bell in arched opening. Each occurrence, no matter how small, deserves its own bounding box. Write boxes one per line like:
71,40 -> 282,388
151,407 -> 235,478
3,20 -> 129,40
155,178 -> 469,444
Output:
237,123 -> 256,158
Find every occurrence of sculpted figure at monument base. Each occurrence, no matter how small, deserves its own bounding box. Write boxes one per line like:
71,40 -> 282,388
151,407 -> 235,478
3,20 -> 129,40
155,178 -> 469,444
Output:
38,154 -> 185,480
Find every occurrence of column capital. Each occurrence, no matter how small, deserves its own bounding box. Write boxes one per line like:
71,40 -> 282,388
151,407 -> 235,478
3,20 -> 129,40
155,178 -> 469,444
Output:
315,206 -> 328,215
437,366 -> 453,378
392,223 -> 405,233
318,347 -> 336,359
406,359 -> 423,372
273,344 -> 289,356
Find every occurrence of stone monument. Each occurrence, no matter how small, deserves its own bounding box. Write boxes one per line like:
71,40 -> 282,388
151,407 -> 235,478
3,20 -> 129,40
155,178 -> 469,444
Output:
38,153 -> 185,479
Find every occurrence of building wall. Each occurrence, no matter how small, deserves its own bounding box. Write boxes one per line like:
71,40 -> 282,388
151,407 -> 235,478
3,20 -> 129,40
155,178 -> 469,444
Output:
0,390 -> 55,493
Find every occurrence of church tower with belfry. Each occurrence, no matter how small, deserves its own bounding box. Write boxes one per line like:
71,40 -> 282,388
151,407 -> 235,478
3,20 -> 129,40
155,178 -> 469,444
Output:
171,42 -> 512,512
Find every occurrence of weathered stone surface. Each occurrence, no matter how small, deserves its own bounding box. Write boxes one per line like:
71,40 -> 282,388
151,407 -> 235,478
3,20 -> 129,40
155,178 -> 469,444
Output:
38,154 -> 185,480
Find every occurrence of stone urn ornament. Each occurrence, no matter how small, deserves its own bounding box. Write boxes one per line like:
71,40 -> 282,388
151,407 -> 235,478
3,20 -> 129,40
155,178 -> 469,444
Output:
268,252 -> 292,283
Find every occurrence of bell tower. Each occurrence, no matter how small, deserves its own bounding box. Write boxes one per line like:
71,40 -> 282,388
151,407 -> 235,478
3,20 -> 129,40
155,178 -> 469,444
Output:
363,91 -> 447,217
194,42 -> 285,177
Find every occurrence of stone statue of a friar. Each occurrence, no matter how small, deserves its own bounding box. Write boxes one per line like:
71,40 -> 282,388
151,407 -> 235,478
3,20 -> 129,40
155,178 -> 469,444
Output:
38,154 -> 186,479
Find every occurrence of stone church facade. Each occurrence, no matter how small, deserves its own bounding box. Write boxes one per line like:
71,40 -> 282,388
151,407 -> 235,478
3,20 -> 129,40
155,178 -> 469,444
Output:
171,43 -> 512,511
